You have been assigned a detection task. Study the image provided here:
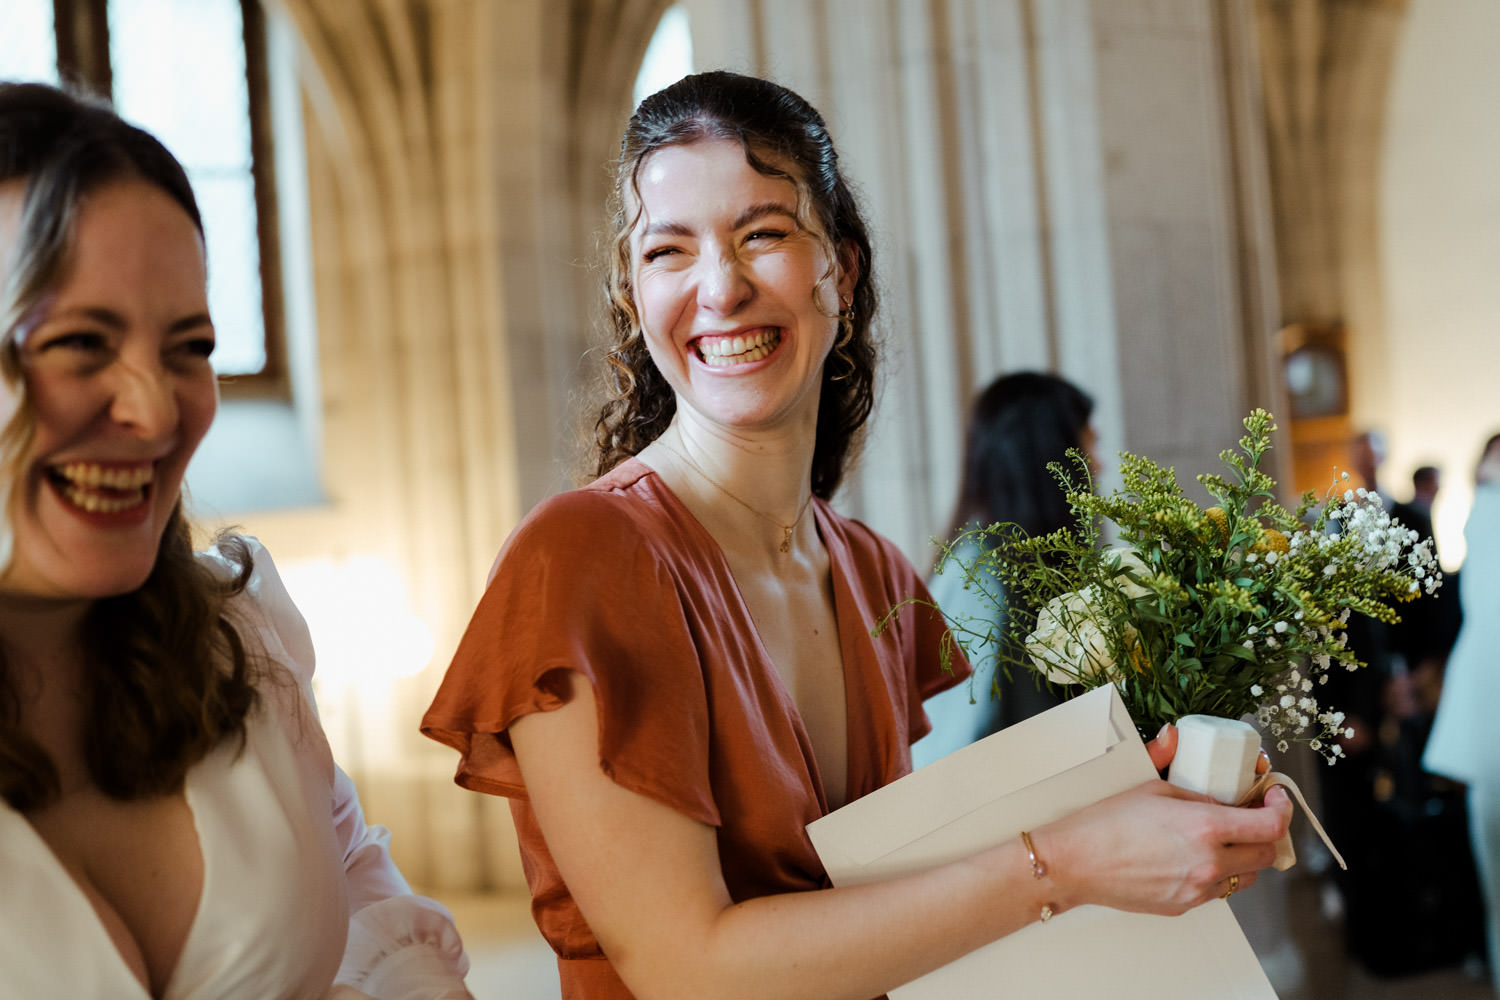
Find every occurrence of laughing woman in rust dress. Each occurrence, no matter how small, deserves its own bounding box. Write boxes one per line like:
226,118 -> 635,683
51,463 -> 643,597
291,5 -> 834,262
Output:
422,71 -> 1292,1000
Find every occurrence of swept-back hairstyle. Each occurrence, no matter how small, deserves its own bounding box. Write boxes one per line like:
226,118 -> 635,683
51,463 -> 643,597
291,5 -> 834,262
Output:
0,81 -> 257,810
944,371 -> 1095,541
594,70 -> 878,499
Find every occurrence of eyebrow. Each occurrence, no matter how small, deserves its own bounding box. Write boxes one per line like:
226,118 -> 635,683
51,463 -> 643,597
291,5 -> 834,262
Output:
48,306 -> 214,333
733,201 -> 798,230
641,200 -> 798,240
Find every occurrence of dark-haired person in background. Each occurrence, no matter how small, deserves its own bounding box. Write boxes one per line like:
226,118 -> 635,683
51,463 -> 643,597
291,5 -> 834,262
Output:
1389,463 -> 1462,679
914,372 -> 1097,766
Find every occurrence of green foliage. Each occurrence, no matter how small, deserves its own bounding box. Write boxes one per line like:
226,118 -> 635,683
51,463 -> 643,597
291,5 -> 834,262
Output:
919,409 -> 1442,760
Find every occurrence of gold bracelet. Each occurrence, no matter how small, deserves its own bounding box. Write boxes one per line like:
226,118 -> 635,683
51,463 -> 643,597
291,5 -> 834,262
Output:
1019,830 -> 1054,923
1020,830 -> 1045,879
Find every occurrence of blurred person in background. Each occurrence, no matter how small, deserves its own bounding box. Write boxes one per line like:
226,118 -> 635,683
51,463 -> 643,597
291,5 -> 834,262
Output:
912,371 -> 1097,767
1425,433 -> 1500,994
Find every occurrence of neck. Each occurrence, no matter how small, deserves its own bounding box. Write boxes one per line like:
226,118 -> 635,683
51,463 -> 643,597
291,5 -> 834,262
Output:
648,420 -> 818,559
0,597 -> 93,780
0,594 -> 93,689
676,419 -> 815,509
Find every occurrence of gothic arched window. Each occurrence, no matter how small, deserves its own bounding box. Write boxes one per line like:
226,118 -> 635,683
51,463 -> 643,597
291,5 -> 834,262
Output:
1,0 -> 285,388
633,4 -> 693,110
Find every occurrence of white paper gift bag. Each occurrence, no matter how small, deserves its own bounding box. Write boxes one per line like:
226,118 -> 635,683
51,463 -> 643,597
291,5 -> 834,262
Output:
807,685 -> 1278,999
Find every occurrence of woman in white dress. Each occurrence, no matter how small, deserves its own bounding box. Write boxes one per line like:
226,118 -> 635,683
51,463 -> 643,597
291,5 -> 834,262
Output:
1425,433 -> 1500,993
0,82 -> 471,1000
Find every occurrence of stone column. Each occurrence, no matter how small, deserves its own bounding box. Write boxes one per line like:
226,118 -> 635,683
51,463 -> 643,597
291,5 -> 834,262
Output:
261,0 -> 535,893
686,0 -> 1280,559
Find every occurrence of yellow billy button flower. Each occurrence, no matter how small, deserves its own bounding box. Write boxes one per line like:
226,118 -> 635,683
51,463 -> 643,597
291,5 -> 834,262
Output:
1204,506 -> 1231,546
1254,528 -> 1291,556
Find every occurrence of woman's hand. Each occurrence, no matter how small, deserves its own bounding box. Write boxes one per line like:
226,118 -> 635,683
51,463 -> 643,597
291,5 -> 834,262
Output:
1036,777 -> 1292,918
1042,716 -> 1291,917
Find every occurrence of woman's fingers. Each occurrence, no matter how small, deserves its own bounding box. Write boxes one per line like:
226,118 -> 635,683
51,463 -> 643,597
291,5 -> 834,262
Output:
1212,869 -> 1258,903
1262,784 -> 1292,821
1211,784 -> 1293,848
1147,724 -> 1178,772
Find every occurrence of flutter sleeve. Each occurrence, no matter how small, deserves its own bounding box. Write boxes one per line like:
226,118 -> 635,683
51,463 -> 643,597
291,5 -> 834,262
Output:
212,539 -> 473,1000
421,489 -> 720,827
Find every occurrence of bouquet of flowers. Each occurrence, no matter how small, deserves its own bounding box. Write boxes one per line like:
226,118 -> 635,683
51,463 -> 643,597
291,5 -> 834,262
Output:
920,409 -> 1441,761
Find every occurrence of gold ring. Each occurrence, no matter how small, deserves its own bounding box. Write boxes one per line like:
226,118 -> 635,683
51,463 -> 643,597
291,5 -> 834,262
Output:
1221,873 -> 1239,899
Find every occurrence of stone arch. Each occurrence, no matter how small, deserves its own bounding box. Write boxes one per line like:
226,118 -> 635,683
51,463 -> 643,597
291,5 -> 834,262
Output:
1254,0 -> 1408,329
1253,0 -> 1410,491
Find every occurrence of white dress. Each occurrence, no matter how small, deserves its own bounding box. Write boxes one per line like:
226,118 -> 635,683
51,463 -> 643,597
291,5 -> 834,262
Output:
1424,485 -> 1500,785
0,540 -> 471,1000
1424,483 -> 1500,995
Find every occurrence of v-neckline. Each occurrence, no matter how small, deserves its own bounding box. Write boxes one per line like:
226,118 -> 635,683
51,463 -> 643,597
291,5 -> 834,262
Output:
7,747 -> 215,1000
636,458 -> 859,811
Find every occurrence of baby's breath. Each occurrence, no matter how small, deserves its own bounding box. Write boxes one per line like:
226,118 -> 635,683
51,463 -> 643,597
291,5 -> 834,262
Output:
906,409 -> 1442,762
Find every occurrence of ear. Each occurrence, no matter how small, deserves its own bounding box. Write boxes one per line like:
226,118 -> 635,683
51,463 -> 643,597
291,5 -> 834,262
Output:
834,239 -> 860,303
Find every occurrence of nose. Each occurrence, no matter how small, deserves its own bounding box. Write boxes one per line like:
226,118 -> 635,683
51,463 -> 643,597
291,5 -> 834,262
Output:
696,246 -> 753,315
109,357 -> 179,440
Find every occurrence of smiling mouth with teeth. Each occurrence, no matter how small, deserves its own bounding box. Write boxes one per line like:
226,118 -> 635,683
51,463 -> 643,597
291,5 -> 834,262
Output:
695,328 -> 782,367
47,462 -> 154,515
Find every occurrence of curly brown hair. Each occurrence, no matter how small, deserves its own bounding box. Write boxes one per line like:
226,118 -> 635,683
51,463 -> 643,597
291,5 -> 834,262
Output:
594,71 -> 879,500
0,81 -> 259,810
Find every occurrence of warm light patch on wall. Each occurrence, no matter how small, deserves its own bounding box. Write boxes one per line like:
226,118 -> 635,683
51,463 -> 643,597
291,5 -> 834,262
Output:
282,555 -> 435,687
280,556 -> 435,771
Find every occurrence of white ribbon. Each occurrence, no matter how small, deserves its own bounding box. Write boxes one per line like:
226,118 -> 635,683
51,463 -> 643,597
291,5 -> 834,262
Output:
1237,770 -> 1347,871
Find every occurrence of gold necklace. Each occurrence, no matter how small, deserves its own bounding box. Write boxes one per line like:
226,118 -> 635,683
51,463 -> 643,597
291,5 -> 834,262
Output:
657,441 -> 814,554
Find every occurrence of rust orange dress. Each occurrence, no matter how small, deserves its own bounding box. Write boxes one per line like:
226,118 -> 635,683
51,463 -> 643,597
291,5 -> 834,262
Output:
421,459 -> 966,998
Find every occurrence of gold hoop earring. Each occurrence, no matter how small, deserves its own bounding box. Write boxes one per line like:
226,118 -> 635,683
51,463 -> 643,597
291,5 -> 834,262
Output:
830,298 -> 856,382
836,298 -> 854,348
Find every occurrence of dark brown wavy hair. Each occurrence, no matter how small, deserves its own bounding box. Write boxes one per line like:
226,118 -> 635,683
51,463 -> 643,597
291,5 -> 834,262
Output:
943,372 -> 1096,542
0,81 -> 259,810
594,71 -> 879,500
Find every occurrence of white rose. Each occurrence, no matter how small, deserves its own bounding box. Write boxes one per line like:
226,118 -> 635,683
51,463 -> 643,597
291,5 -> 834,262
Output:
1104,547 -> 1153,600
1026,585 -> 1120,684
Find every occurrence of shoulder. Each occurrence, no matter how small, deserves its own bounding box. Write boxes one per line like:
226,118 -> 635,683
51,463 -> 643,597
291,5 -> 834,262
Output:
524,471 -> 654,532
199,536 -> 316,689
513,460 -> 672,546
497,460 -> 699,580
1470,483 -> 1500,520
478,461 -> 708,632
1461,486 -> 1500,580
1466,486 -> 1500,544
